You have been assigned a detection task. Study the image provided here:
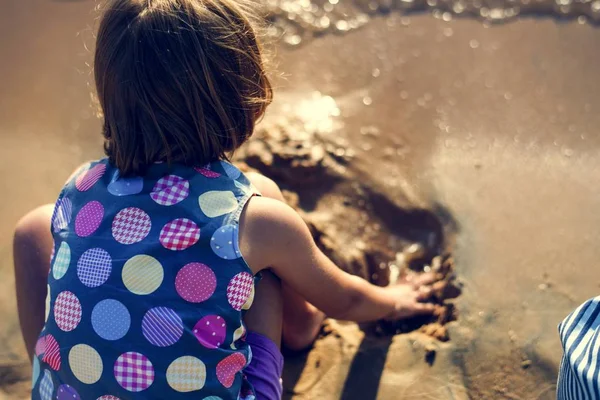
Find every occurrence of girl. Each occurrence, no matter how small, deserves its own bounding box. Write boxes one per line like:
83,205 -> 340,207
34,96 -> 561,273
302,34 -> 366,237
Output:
13,0 -> 437,399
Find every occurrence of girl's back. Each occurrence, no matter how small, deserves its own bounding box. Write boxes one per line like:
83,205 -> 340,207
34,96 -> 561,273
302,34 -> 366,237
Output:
35,159 -> 259,399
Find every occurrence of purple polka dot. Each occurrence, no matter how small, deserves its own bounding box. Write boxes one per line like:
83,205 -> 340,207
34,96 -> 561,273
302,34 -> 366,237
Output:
75,201 -> 104,237
175,263 -> 216,303
57,384 -> 80,400
142,307 -> 183,347
193,315 -> 226,349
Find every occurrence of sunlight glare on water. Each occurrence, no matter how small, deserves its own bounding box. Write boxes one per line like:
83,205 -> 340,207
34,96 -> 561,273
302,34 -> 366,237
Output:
280,91 -> 342,134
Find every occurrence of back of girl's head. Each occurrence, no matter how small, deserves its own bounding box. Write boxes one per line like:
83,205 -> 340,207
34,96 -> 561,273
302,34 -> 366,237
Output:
95,0 -> 273,175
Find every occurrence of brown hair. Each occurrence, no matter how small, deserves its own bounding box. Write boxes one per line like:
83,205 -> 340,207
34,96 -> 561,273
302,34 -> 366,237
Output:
94,0 -> 273,176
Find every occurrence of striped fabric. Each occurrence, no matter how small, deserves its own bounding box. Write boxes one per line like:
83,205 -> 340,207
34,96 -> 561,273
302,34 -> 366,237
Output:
557,296 -> 600,399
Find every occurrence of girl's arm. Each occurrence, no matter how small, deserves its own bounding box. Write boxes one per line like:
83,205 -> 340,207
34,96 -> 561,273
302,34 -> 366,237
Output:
240,197 -> 435,322
13,205 -> 54,360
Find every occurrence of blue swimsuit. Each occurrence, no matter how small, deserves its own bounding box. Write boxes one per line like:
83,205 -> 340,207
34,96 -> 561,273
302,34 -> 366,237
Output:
32,159 -> 260,400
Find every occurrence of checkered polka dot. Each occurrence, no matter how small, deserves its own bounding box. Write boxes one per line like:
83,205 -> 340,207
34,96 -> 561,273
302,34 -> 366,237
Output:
112,207 -> 152,245
114,352 -> 154,392
97,396 -> 121,400
52,241 -> 71,280
227,272 -> 254,311
151,175 -> 190,206
39,369 -> 54,400
77,248 -> 112,287
54,291 -> 82,332
159,218 -> 200,251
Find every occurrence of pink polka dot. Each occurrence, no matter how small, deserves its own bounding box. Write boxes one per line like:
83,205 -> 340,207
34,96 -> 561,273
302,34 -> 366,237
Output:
175,263 -> 216,303
76,164 -> 106,192
194,165 -> 221,178
75,201 -> 104,237
193,315 -> 226,349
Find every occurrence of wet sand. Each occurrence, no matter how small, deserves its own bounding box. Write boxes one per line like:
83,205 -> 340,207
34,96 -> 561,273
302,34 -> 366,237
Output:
2,1 -> 600,399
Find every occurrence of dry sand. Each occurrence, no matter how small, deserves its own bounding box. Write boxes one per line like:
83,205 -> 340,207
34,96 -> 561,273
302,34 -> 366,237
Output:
2,1 -> 600,399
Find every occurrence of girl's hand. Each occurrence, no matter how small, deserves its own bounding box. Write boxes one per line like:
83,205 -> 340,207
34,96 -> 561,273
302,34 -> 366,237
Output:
384,273 -> 437,320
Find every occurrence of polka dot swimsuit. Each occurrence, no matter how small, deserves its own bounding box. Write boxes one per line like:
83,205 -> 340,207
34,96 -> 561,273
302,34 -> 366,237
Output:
32,159 -> 260,400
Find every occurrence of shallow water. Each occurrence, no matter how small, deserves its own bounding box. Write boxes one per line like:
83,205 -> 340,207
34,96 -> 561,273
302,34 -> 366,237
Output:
266,0 -> 600,45
268,13 -> 600,397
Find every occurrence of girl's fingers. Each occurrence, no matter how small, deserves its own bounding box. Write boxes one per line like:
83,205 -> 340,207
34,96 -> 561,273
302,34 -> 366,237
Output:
391,302 -> 437,320
417,286 -> 433,301
409,302 -> 436,316
412,272 -> 438,288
